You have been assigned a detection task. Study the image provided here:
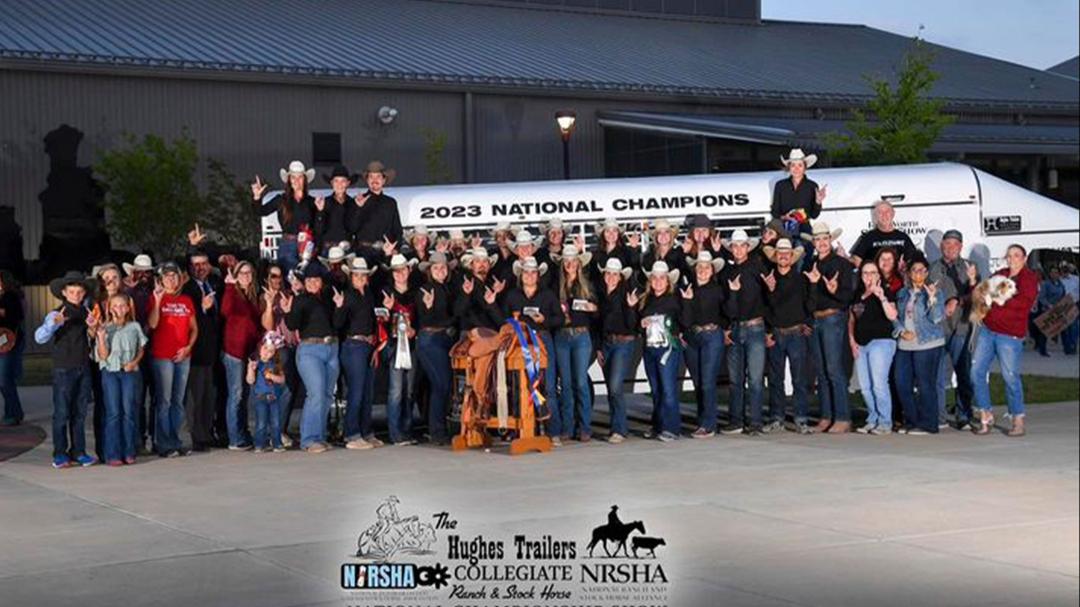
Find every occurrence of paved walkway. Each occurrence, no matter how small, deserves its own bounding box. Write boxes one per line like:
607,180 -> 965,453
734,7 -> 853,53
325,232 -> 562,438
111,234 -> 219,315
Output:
0,380 -> 1077,607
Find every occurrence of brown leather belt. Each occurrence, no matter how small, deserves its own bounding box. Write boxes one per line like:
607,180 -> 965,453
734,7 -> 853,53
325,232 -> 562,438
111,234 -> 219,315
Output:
346,334 -> 376,344
814,308 -> 842,320
735,317 -> 764,328
300,336 -> 338,345
420,326 -> 452,334
605,334 -> 636,344
280,233 -> 297,241
558,326 -> 590,336
690,323 -> 720,334
776,324 -> 807,336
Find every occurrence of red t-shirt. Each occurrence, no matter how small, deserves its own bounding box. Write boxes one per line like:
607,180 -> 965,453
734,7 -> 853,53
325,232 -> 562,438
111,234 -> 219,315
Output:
152,293 -> 196,360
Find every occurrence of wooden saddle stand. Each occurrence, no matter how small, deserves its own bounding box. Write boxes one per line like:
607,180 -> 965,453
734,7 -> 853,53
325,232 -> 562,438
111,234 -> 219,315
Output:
450,319 -> 552,455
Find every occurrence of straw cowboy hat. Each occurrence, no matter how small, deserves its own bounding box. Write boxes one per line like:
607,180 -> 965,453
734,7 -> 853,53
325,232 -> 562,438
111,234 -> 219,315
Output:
321,164 -> 359,186
600,257 -> 633,280
688,251 -> 725,272
318,245 -> 355,265
384,254 -> 418,272
650,218 -> 677,237
405,225 -> 436,244
722,229 -> 760,251
800,220 -> 843,242
553,244 -> 592,267
644,261 -> 680,284
122,254 -> 155,275
781,148 -> 817,169
460,247 -> 492,267
90,263 -> 120,279
490,221 -> 517,237
512,256 -> 548,277
595,218 -> 624,235
542,218 -> 566,234
510,228 -> 542,250
346,257 -> 377,275
448,228 -> 467,241
763,238 -> 805,264
280,160 -> 316,184
362,160 -> 396,184
48,271 -> 94,299
418,251 -> 455,273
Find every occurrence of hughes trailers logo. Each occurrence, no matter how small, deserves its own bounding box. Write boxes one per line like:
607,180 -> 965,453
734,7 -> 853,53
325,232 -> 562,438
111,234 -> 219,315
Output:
341,496 -> 449,590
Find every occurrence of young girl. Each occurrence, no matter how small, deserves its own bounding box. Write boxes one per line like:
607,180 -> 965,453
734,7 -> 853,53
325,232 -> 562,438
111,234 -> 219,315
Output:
247,332 -> 287,453
94,293 -> 148,465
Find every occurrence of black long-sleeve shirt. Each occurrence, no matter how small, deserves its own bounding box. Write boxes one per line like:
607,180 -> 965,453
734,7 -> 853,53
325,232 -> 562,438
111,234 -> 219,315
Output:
333,286 -> 376,337
640,291 -> 683,335
181,276 -> 223,365
350,192 -> 402,246
258,193 -> 318,237
285,291 -> 340,339
771,176 -> 821,221
639,246 -> 685,289
555,281 -> 598,329
314,195 -> 355,247
721,257 -> 768,322
681,280 -> 728,328
765,268 -> 816,329
416,281 -> 456,330
504,287 -> 564,332
598,283 -> 639,337
451,273 -> 505,331
809,253 -> 856,311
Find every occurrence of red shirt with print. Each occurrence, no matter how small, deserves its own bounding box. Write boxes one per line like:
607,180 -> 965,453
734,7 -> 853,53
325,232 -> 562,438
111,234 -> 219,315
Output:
151,292 -> 196,360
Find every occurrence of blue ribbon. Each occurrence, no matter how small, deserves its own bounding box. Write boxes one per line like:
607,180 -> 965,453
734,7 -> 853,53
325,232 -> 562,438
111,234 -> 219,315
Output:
508,318 -> 544,411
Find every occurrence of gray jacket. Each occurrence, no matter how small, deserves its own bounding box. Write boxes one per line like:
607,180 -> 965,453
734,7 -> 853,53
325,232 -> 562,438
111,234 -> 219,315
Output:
929,256 -> 979,337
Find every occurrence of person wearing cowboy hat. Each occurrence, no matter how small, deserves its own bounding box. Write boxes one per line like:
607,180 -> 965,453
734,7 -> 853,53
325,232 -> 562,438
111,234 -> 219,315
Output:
414,252 -> 457,445
378,253 -> 420,445
717,229 -> 770,436
453,247 -> 505,334
681,214 -> 722,259
591,219 -> 641,294
315,164 -> 360,257
446,228 -> 469,259
349,161 -> 403,255
680,251 -> 727,438
551,244 -> 598,443
504,256 -> 564,440
510,228 -> 558,290
802,220 -> 856,434
638,261 -> 684,443
596,258 -> 638,444
335,256 -> 382,450
537,218 -> 568,267
283,261 -> 344,453
849,198 -> 918,268
488,222 -> 518,286
35,271 -> 99,467
318,244 -> 355,290
641,218 -> 685,289
403,225 -> 436,265
250,160 -> 320,273
761,238 -> 815,434
772,149 -> 826,238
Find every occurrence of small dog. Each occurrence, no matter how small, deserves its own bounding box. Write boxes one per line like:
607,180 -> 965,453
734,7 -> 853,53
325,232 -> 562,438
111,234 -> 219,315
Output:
970,275 -> 1018,325
631,536 -> 666,558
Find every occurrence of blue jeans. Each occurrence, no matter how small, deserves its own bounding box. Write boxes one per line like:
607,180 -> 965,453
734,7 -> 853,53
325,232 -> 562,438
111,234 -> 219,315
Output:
811,313 -> 851,422
727,324 -> 766,428
252,394 -> 283,449
601,339 -> 636,437
417,331 -> 454,442
554,330 -> 594,438
937,329 -> 974,424
970,326 -> 1025,417
101,370 -> 139,461
221,353 -> 252,447
767,330 -> 811,423
277,238 -> 300,274
277,346 -> 297,434
537,331 -> 561,437
340,340 -> 375,441
381,340 -> 416,444
296,342 -> 340,448
1062,316 -> 1078,355
642,346 -> 682,435
854,339 -> 897,429
684,329 -> 725,430
152,358 -> 189,454
895,347 -> 944,433
0,333 -> 24,423
51,366 -> 93,458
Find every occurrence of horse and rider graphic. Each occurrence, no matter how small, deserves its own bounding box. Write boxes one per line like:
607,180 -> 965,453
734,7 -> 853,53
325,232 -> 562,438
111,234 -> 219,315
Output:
586,505 -> 664,559
356,496 -> 437,560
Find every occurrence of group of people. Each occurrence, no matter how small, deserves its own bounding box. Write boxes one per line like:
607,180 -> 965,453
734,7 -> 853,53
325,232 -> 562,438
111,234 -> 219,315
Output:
0,151 -> 1054,469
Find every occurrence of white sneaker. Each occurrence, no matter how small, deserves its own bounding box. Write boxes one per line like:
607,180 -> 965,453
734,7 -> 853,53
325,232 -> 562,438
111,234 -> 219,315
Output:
365,436 -> 385,448
551,436 -> 563,447
607,433 -> 625,444
280,433 -> 294,448
856,424 -> 874,434
346,437 -> 374,450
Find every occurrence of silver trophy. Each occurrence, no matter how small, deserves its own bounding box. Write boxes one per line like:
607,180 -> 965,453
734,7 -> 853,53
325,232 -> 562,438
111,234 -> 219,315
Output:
393,312 -> 412,370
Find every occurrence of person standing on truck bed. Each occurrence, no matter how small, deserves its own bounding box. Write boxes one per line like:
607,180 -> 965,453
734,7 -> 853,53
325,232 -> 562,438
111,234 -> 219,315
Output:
315,164 -> 360,258
771,148 -> 827,240
349,161 -> 403,266
251,161 -> 320,273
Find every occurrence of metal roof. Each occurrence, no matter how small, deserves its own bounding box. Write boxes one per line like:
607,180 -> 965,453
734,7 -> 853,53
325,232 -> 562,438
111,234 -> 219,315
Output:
1,0 -> 1077,108
597,111 -> 1080,155
1047,56 -> 1079,80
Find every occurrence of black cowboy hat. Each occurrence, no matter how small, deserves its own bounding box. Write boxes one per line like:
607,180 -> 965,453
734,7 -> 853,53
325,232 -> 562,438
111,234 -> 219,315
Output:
48,271 -> 93,300
298,261 -> 329,280
321,164 -> 360,186
684,214 -> 712,230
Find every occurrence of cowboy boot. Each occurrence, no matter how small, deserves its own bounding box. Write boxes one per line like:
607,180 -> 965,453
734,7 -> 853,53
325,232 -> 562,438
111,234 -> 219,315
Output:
813,419 -> 833,433
1007,415 -> 1026,437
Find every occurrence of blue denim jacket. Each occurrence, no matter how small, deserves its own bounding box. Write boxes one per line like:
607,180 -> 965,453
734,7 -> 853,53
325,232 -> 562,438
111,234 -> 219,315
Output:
893,287 -> 945,344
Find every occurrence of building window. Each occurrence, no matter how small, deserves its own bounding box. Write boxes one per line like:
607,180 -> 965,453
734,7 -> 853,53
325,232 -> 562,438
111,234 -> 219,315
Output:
312,132 -> 341,165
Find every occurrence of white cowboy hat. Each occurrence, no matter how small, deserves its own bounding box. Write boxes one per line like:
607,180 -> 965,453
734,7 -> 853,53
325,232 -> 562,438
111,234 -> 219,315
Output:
688,251 -> 725,272
645,260 -> 680,284
595,218 -> 623,235
600,257 -> 633,280
279,160 -> 316,184
384,254 -> 418,271
781,148 -> 817,169
650,218 -> 677,237
763,238 -> 805,264
542,218 -> 566,234
512,256 -> 548,277
722,229 -> 760,251
405,225 -> 434,243
319,245 -> 355,265
90,263 -> 120,278
490,222 -> 517,236
448,228 -> 466,241
510,228 -> 541,250
460,247 -> 492,267
418,251 -> 454,273
346,257 -> 377,275
553,244 -> 592,267
122,254 -> 155,274
801,220 -> 843,242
